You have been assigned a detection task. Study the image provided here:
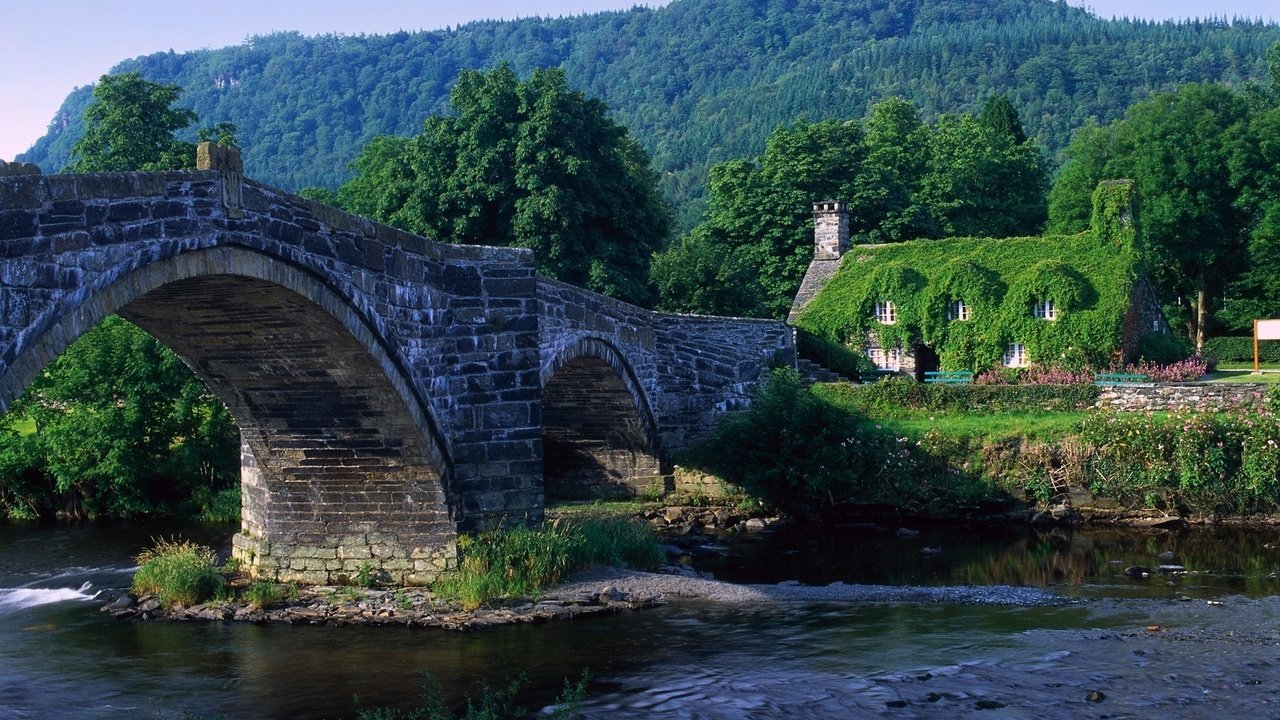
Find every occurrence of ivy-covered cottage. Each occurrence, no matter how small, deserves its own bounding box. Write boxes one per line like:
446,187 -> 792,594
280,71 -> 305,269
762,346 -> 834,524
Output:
788,181 -> 1169,379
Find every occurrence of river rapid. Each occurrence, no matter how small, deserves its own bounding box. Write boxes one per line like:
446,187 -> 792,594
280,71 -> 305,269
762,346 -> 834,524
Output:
4,520 -> 1280,719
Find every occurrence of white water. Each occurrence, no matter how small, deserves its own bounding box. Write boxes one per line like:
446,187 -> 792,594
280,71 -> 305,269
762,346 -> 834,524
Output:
0,581 -> 96,611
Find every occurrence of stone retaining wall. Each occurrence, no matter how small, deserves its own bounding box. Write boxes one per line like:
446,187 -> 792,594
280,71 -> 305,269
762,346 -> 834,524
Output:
1096,383 -> 1269,412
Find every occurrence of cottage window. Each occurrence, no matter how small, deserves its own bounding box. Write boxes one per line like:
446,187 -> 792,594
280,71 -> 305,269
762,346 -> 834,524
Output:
874,300 -> 897,325
1003,342 -> 1028,368
867,346 -> 901,371
947,299 -> 970,321
1033,299 -> 1056,321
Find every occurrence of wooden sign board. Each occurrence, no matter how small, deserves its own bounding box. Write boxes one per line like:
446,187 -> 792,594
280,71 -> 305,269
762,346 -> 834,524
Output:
1257,319 -> 1280,340
1254,319 -> 1280,371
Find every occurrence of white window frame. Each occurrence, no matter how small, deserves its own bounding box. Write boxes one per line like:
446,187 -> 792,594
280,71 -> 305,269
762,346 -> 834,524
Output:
867,346 -> 901,371
947,299 -> 970,321
874,300 -> 897,325
1033,298 -> 1056,321
1003,342 -> 1028,368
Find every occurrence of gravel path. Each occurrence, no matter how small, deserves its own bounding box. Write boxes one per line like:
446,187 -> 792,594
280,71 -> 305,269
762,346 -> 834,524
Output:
550,566 -> 1070,607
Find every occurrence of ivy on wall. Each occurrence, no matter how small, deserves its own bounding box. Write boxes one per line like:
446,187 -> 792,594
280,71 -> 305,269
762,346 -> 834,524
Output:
796,182 -> 1144,371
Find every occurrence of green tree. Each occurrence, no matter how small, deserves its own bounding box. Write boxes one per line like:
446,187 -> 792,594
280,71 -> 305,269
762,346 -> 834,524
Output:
67,72 -> 199,172
338,64 -> 672,305
1047,83 -> 1259,349
1,317 -> 238,518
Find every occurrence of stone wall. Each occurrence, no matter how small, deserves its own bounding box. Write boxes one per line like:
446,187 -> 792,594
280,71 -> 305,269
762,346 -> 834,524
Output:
1096,383 -> 1269,412
538,278 -> 793,458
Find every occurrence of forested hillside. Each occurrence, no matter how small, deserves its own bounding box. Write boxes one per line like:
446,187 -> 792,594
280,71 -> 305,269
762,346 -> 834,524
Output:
19,0 -> 1279,223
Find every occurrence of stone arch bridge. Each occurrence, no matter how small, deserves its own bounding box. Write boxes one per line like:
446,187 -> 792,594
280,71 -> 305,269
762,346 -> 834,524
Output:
0,157 -> 791,584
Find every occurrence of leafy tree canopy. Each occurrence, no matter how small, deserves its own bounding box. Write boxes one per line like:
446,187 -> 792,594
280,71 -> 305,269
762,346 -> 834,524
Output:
67,72 -> 199,172
1046,81 -> 1275,348
337,63 -> 672,305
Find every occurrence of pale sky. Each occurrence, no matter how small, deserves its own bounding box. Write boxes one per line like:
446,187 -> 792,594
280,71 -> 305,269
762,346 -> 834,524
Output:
1,0 -> 1276,162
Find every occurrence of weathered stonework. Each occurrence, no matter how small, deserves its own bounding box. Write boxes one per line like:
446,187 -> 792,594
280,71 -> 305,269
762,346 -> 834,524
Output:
1096,383 -> 1268,413
0,163 -> 794,584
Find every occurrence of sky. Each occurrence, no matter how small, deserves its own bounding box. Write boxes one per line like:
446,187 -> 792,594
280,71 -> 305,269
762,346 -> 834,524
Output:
1,0 -> 1277,162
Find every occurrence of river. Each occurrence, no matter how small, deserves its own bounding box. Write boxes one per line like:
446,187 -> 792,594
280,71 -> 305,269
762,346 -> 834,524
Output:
4,520 -> 1280,719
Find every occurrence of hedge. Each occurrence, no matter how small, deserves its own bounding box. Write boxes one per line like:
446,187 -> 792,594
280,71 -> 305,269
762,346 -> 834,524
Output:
1203,336 -> 1280,363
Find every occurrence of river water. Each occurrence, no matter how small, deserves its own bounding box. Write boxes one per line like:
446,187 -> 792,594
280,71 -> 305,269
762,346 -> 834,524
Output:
5,520 -> 1280,719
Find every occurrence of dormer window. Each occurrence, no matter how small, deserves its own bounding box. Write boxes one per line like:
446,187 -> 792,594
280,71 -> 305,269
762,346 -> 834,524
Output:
1003,342 -> 1028,368
874,300 -> 897,325
947,299 -> 970,321
1033,299 -> 1056,321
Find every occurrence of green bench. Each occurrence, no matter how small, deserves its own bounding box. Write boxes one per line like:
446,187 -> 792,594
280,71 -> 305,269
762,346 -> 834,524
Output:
1094,372 -> 1149,386
924,370 -> 973,384
859,370 -> 897,383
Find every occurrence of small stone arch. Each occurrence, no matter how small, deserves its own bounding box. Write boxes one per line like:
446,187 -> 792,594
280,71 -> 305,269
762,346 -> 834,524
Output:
540,337 -> 665,500
4,245 -> 456,585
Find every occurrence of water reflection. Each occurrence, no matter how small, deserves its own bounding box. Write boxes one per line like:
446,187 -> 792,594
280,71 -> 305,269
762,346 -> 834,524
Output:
703,523 -> 1280,598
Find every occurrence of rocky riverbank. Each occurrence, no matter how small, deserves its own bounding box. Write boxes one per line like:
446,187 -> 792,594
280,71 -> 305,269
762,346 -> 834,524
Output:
97,500 -> 1265,630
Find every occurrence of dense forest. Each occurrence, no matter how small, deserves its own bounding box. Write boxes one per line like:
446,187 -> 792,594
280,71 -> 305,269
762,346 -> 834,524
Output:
18,0 -> 1280,225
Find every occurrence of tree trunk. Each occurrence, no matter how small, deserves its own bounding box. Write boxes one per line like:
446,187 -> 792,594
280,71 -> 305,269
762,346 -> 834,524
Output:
1195,265 -> 1208,355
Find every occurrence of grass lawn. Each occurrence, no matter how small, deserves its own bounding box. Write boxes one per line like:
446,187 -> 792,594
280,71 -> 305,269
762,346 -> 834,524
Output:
1201,369 -> 1280,384
7,417 -> 35,435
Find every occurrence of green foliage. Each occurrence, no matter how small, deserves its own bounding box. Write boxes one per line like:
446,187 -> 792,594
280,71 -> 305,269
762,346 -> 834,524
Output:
433,518 -> 660,610
337,64 -> 671,306
1080,410 -> 1280,514
67,72 -> 199,172
243,581 -> 284,610
352,561 -> 380,589
132,538 -> 227,608
797,221 -> 1136,372
1203,336 -> 1280,363
1048,83 -> 1274,349
194,486 -> 241,523
685,368 -> 879,515
794,328 -> 874,378
0,316 -> 239,519
22,4 -> 1279,225
819,377 -> 1100,418
655,98 -> 1048,317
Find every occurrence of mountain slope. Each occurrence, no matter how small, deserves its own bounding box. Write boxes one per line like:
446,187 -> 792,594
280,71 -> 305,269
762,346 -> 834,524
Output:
19,0 -> 1279,223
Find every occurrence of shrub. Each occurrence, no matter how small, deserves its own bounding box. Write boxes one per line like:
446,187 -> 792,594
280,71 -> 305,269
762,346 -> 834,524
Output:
132,538 -> 226,608
243,581 -> 283,610
686,368 -> 873,514
1123,356 -> 1210,382
434,518 -> 661,610
1135,332 -> 1191,365
829,376 -> 1098,417
1204,336 -> 1280,364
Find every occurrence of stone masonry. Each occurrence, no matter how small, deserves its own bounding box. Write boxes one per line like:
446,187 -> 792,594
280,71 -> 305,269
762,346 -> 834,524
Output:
0,149 -> 793,584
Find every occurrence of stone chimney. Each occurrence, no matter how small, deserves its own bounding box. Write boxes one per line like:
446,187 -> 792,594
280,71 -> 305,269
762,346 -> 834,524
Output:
812,200 -> 849,260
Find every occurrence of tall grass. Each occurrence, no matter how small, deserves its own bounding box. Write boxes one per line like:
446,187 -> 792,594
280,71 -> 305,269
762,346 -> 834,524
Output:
434,518 -> 661,611
131,537 -> 227,608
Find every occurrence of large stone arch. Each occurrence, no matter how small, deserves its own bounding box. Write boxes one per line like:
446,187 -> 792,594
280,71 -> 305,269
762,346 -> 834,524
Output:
4,245 -> 456,585
540,336 -> 664,499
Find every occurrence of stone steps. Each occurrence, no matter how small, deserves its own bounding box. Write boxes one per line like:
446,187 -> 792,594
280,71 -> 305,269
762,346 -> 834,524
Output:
796,358 -> 846,384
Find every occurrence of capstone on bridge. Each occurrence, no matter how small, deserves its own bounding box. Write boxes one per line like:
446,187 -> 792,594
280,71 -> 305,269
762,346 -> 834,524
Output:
0,149 -> 792,584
